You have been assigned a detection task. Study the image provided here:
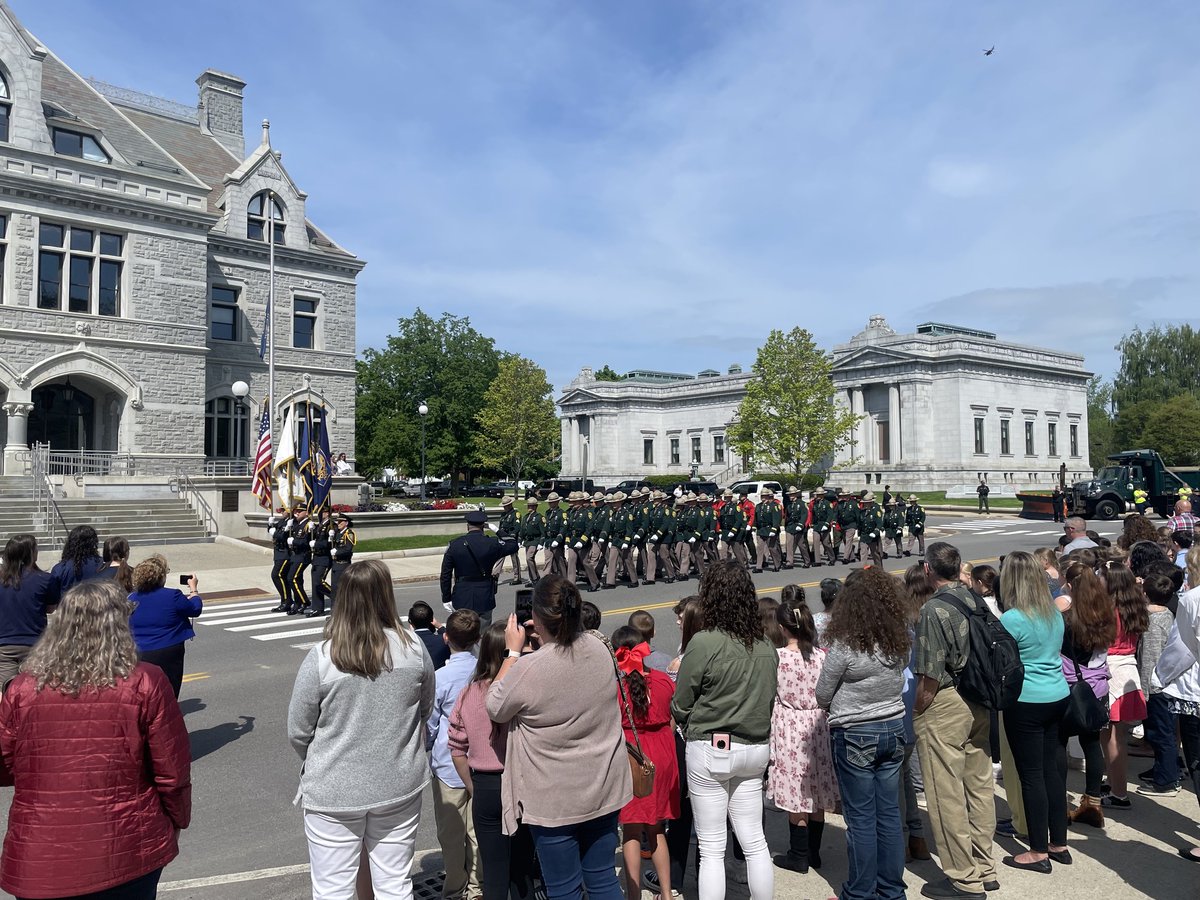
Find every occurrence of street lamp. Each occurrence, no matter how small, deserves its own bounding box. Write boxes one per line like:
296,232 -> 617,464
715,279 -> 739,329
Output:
231,380 -> 250,466
418,401 -> 429,501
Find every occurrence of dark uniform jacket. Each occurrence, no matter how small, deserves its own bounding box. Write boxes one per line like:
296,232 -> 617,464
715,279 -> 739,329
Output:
698,506 -> 717,541
718,503 -> 745,541
440,530 -> 519,613
591,506 -> 611,543
269,516 -> 290,560
287,517 -> 313,562
331,526 -> 356,568
544,508 -> 566,548
858,503 -> 884,540
566,507 -> 592,548
835,499 -> 859,531
755,500 -> 782,537
614,507 -> 639,546
677,507 -> 700,543
905,505 -> 926,534
497,508 -> 519,539
785,499 -> 808,534
658,506 -> 677,546
813,497 -> 836,533
311,518 -> 334,563
884,507 -> 905,539
520,510 -> 546,548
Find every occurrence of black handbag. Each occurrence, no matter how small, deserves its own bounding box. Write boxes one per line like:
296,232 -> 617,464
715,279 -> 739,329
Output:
1063,657 -> 1108,735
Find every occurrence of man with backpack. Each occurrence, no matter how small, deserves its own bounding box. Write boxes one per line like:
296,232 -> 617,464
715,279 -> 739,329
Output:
912,542 -> 1009,900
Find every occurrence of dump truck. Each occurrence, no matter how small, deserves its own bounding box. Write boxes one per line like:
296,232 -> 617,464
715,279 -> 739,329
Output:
1070,449 -> 1200,520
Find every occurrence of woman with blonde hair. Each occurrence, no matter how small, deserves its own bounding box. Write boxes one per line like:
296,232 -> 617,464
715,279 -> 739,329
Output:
0,579 -> 191,899
288,559 -> 435,900
998,552 -> 1071,872
129,555 -> 202,698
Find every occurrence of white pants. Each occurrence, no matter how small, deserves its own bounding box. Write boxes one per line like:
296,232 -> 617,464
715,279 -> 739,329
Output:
686,740 -> 773,900
304,793 -> 422,900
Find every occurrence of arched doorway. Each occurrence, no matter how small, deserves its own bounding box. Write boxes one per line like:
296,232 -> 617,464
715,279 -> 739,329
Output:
29,380 -> 95,451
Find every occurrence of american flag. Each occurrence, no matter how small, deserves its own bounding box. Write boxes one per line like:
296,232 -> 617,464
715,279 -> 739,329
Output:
251,402 -> 273,509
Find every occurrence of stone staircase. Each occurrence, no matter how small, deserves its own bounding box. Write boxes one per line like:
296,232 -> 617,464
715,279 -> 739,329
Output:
0,478 -> 211,547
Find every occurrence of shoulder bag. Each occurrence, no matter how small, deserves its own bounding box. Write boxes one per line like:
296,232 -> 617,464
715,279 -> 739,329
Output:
1063,656 -> 1108,735
601,636 -> 656,798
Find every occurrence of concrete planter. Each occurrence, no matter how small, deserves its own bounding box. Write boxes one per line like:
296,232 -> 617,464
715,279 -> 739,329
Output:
244,507 -> 499,541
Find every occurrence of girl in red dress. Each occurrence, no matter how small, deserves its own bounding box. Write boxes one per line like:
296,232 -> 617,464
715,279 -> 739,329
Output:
613,626 -> 681,900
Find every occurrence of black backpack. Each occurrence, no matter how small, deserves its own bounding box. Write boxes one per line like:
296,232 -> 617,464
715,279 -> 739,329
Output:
937,591 -> 1023,711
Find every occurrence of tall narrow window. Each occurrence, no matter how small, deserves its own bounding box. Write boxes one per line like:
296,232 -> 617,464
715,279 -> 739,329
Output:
0,73 -> 10,143
691,436 -> 701,464
1048,422 -> 1058,457
713,434 -> 725,464
1070,423 -> 1079,457
210,285 -> 239,341
37,223 -> 123,315
1024,421 -> 1035,456
670,437 -> 680,465
38,223 -> 64,309
204,397 -> 250,458
973,417 -> 985,454
293,295 -> 318,349
248,192 -> 285,243
1000,419 -> 1011,455
643,439 -> 654,466
0,214 -> 8,304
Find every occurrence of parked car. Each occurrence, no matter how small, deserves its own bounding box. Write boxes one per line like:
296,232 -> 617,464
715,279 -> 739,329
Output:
665,480 -> 721,500
534,478 -> 604,500
728,480 -> 783,505
609,479 -> 654,495
464,481 -> 513,498
403,479 -> 444,498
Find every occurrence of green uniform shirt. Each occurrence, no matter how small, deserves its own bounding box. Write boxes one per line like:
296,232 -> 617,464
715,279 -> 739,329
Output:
544,507 -> 565,546
813,498 -> 836,532
590,507 -> 611,542
497,509 -> 519,539
858,504 -> 884,540
718,503 -> 745,540
884,507 -> 904,538
785,499 -> 807,533
697,507 -> 717,541
677,506 -> 700,542
755,500 -> 782,537
659,507 -> 677,545
566,507 -> 592,545
520,510 -> 545,547
905,505 -> 926,534
836,499 -> 860,530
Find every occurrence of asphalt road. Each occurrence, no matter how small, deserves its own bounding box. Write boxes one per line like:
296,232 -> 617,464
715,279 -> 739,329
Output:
0,513 -> 1114,899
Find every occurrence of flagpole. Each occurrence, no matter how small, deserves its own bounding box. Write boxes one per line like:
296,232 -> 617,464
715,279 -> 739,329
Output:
267,187 -> 276,429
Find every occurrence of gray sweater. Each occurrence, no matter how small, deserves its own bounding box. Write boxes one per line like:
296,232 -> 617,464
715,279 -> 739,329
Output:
814,641 -> 906,729
288,629 -> 436,812
1139,609 -> 1174,697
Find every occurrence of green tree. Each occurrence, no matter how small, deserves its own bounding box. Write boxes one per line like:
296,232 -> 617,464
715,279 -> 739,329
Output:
1113,324 -> 1200,409
355,310 -> 499,484
728,327 -> 859,477
594,364 -> 622,382
1135,394 -> 1200,466
1086,375 -> 1115,469
475,355 -> 560,498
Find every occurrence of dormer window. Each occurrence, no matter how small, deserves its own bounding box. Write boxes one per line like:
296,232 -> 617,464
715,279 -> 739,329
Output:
52,127 -> 110,163
248,192 -> 285,243
0,73 -> 10,143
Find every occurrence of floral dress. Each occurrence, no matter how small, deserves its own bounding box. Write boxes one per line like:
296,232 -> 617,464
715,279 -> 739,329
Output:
767,646 -> 840,813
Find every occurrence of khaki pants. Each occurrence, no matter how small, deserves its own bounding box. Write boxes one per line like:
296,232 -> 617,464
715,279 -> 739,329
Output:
643,539 -> 659,583
675,540 -> 695,577
491,551 -> 520,581
863,536 -> 884,568
719,538 -> 748,567
606,543 -> 636,587
907,531 -> 926,556
587,541 -> 606,581
754,534 -> 782,570
431,778 -> 481,900
657,542 -> 678,581
523,545 -> 541,583
915,688 -> 997,894
785,531 -> 812,567
839,527 -> 858,562
566,545 -> 599,590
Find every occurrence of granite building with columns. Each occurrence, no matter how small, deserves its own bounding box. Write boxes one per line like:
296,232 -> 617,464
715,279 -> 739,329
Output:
0,2 -> 363,477
830,317 -> 1091,491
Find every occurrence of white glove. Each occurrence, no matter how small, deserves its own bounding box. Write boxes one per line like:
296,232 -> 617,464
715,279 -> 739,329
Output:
268,527 -> 276,537
649,536 -> 658,544
443,602 -> 455,613
329,531 -> 336,542
689,537 -> 697,544
621,543 -> 630,550
598,538 -> 607,545
309,540 -> 317,550
573,541 -> 583,550
486,522 -> 498,533
287,537 -> 294,546
770,529 -> 777,537
551,541 -> 559,549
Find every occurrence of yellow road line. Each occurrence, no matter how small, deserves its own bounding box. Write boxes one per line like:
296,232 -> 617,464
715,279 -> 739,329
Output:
181,672 -> 210,683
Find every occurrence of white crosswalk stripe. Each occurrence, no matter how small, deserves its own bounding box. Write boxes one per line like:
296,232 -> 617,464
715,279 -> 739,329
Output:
936,519 -> 1117,539
199,599 -> 326,649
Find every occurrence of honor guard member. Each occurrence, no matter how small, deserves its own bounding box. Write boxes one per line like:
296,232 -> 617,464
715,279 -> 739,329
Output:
543,492 -> 567,576
738,491 -> 758,566
883,498 -> 905,559
812,487 -> 838,565
492,496 -> 522,584
565,492 -> 600,592
675,493 -> 701,580
284,505 -> 313,615
603,492 -> 638,589
858,492 -> 885,568
718,489 -> 750,567
695,493 -> 717,575
440,509 -> 518,628
644,491 -> 665,584
520,497 -> 545,586
307,507 -> 334,618
268,508 -> 292,612
1132,485 -> 1149,516
632,489 -> 652,581
656,491 -> 679,583
754,488 -> 784,573
329,512 -> 356,608
836,491 -> 860,564
904,495 -> 927,557
784,486 -> 813,569
587,492 -> 610,581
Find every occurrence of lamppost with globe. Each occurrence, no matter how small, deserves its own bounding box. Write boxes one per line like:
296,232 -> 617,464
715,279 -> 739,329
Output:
231,380 -> 250,472
419,401 -> 429,501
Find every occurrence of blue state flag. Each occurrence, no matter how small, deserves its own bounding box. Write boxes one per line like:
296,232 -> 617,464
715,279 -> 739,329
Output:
297,407 -> 314,510
312,408 -> 333,512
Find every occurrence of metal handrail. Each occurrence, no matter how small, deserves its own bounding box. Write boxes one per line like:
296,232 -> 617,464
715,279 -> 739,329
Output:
169,473 -> 217,537
27,443 -> 67,550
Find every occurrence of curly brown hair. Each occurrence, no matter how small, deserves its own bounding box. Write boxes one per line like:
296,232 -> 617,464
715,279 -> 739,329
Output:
1117,514 -> 1159,550
698,560 -> 763,649
823,567 -> 911,661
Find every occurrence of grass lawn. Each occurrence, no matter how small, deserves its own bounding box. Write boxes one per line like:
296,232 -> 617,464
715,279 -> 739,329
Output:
908,491 -> 1022,509
355,534 -> 454,553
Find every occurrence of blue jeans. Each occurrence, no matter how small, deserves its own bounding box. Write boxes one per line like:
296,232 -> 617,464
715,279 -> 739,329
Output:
1145,693 -> 1180,787
831,719 -> 907,900
529,811 -> 623,900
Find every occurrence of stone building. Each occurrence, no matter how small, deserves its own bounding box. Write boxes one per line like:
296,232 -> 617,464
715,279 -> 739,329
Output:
557,366 -> 752,485
0,2 -> 363,477
831,317 -> 1091,491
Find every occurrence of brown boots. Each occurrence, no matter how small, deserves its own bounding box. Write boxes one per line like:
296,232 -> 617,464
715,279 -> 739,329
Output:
908,836 -> 932,861
1068,793 -> 1105,828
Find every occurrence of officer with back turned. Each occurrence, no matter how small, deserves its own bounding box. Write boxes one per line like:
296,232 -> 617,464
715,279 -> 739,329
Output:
441,509 -> 518,628
329,512 -> 356,610
268,507 -> 291,612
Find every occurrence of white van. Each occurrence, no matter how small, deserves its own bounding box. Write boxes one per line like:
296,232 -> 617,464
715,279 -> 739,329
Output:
728,480 -> 784,505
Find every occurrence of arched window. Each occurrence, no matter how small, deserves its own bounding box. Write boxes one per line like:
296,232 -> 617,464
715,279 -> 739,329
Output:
0,71 -> 10,143
247,191 -> 284,243
204,397 -> 250,458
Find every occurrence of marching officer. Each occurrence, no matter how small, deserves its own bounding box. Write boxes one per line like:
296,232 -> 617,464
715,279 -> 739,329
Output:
656,491 -> 680,583
812,487 -> 838,565
754,487 -> 783,573
784,486 -> 812,569
738,491 -> 758,566
695,493 -> 717,575
644,491 -> 665,584
268,507 -> 292,612
440,509 -> 518,628
858,492 -> 885,568
587,491 -> 610,582
284,505 -> 313,615
493,496 -> 522,584
565,492 -> 600,592
718,489 -> 750,567
836,491 -> 860,564
520,497 -> 545,586
307,507 -> 334,618
603,492 -> 638,589
905,494 -> 927,557
328,512 -> 356,609
633,489 -> 653,581
543,492 -> 567,576
675,493 -> 701,581
884,498 -> 905,559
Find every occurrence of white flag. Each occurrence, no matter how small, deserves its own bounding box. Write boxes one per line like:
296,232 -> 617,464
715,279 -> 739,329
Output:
273,406 -> 305,508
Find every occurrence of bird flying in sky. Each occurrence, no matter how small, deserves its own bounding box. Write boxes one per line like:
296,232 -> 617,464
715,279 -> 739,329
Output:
983,45 -> 995,56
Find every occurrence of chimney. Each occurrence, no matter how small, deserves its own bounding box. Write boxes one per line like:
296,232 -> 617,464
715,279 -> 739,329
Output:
196,69 -> 247,159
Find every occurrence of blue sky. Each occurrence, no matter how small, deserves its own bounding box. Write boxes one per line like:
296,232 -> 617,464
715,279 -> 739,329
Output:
13,1 -> 1200,392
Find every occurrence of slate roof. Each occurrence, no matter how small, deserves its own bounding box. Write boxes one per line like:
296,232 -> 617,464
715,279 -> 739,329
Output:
120,106 -> 239,207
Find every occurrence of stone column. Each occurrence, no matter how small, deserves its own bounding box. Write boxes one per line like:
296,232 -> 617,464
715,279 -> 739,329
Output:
850,388 -> 865,462
569,417 -> 580,475
2,401 -> 34,476
888,383 -> 902,462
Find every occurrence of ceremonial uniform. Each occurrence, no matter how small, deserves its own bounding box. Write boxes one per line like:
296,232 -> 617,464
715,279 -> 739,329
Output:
644,495 -> 665,584
836,495 -> 859,564
440,513 -> 518,629
329,515 -> 356,608
604,495 -> 638,588
565,495 -> 599,591
308,512 -> 334,617
695,495 -> 717,574
739,497 -> 757,565
284,511 -> 313,614
520,502 -> 546,585
587,493 -> 610,581
718,492 -> 749,567
858,494 -> 885,568
268,512 -> 291,611
656,496 -> 679,583
754,491 -> 783,572
812,489 -> 837,565
633,491 -> 652,580
884,502 -> 905,559
904,496 -> 926,557
784,488 -> 812,568
492,499 -> 521,583
675,497 -> 701,580
543,496 -> 567,576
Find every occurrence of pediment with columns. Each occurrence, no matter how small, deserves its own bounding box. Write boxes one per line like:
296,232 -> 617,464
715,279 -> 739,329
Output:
832,346 -> 922,372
